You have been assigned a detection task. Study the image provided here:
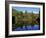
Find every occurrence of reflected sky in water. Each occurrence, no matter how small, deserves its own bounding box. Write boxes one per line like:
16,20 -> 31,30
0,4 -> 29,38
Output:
12,25 -> 40,31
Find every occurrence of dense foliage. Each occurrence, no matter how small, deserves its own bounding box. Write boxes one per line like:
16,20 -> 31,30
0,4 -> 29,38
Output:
12,9 -> 40,27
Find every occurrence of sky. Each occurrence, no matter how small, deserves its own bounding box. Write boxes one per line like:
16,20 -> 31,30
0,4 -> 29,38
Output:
13,7 -> 40,14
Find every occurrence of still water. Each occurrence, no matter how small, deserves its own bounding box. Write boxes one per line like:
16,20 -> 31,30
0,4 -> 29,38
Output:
13,25 -> 40,31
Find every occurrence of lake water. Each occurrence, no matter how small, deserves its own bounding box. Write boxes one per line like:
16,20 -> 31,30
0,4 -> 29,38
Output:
13,25 -> 40,31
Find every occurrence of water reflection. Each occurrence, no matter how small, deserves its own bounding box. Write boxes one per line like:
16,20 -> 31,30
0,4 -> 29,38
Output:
13,25 -> 40,31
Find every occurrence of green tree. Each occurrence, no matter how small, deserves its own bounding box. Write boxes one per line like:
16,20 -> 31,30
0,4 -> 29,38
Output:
31,12 -> 36,25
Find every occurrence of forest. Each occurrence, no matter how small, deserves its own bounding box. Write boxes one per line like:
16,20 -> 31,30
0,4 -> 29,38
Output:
12,8 -> 40,27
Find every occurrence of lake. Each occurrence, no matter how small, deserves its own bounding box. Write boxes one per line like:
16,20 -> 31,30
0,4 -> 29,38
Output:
12,25 -> 40,31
